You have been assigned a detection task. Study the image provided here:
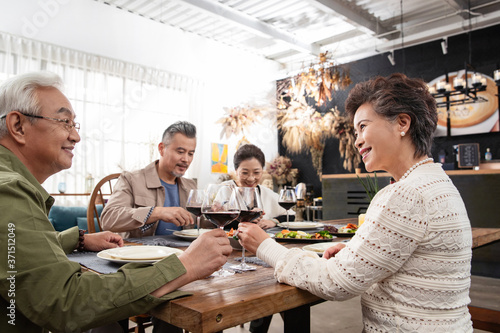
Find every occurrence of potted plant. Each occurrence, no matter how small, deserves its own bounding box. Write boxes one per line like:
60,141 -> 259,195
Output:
356,172 -> 379,227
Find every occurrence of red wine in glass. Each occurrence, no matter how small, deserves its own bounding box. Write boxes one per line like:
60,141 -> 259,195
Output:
186,206 -> 202,217
278,202 -> 295,211
204,211 -> 239,228
238,209 -> 263,223
279,188 -> 297,224
202,184 -> 241,277
186,189 -> 206,235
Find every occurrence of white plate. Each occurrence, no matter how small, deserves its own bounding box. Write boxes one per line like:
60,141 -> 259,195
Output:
302,243 -> 337,256
97,246 -> 183,263
278,222 -> 324,230
173,228 -> 212,240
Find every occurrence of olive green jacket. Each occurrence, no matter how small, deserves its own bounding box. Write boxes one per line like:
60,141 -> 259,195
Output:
0,145 -> 190,333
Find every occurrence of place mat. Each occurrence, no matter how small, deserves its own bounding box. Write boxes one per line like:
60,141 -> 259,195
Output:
68,251 -> 123,274
233,256 -> 271,268
126,235 -> 192,247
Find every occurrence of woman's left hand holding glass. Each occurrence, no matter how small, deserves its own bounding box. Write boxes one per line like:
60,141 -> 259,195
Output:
237,222 -> 270,253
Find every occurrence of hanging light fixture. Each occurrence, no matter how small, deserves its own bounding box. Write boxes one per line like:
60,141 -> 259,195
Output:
428,0 -> 489,136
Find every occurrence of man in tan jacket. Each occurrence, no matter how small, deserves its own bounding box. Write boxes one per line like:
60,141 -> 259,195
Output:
101,121 -> 207,238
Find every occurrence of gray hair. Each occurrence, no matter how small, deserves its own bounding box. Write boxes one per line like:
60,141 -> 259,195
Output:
162,121 -> 197,145
0,71 -> 64,139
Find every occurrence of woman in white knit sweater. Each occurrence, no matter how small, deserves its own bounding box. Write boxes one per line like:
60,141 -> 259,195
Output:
238,73 -> 473,332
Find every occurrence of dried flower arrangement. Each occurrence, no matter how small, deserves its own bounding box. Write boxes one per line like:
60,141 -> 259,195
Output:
327,109 -> 362,172
290,52 -> 352,106
216,104 -> 274,139
275,51 -> 357,176
267,156 -> 298,186
277,97 -> 360,176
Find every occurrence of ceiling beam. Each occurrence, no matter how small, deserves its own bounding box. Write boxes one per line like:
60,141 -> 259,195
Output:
307,0 -> 394,38
443,0 -> 473,19
178,0 -> 321,56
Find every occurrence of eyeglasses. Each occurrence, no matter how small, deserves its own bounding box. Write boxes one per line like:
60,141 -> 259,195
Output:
0,112 -> 80,132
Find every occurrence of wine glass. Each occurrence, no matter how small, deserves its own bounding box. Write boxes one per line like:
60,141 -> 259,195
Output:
230,187 -> 263,271
278,187 -> 297,226
202,184 -> 241,277
186,189 -> 206,235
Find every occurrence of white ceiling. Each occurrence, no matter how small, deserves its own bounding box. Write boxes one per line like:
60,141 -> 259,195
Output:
93,0 -> 500,75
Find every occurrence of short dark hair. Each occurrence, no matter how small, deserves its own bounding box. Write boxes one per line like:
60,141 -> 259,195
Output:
162,121 -> 196,145
345,73 -> 437,158
233,144 -> 265,170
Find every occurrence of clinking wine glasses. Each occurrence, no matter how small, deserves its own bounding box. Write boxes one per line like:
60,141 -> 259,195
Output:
278,187 -> 297,224
230,187 -> 263,271
202,184 -> 240,277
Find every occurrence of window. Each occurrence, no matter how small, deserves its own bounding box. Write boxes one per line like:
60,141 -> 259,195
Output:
0,32 -> 203,205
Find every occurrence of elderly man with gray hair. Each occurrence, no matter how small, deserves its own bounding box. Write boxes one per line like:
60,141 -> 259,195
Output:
0,72 -> 231,333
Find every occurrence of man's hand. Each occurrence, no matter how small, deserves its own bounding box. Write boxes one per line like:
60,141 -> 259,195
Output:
84,231 -> 124,252
149,207 -> 194,227
237,222 -> 270,253
323,243 -> 346,259
178,229 -> 232,280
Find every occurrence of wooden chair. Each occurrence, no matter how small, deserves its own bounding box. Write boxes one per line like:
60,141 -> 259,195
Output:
86,173 -> 154,333
86,173 -> 121,234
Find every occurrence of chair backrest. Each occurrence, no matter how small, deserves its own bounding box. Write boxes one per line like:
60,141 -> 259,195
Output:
86,173 -> 121,233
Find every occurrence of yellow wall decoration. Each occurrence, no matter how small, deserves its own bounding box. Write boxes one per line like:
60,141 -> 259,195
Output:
211,143 -> 228,174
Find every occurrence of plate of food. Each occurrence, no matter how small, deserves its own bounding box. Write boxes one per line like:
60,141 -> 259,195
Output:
324,223 -> 358,237
303,242 -> 338,256
173,228 -> 212,240
274,230 -> 336,243
97,245 -> 183,264
277,222 -> 324,230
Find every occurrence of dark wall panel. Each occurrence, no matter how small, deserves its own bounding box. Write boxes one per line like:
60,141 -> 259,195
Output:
279,24 -> 500,197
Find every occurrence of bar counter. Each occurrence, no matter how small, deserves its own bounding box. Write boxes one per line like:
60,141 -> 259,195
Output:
322,168 -> 500,278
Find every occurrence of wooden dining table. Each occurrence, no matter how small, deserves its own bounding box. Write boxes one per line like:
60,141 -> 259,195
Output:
149,241 -> 329,333
146,219 -> 500,333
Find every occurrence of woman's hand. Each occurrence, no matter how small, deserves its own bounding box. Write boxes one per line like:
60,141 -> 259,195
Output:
323,243 -> 346,259
257,219 -> 276,230
237,222 -> 270,253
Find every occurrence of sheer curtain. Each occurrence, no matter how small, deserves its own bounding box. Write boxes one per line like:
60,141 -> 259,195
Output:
0,32 -> 205,205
